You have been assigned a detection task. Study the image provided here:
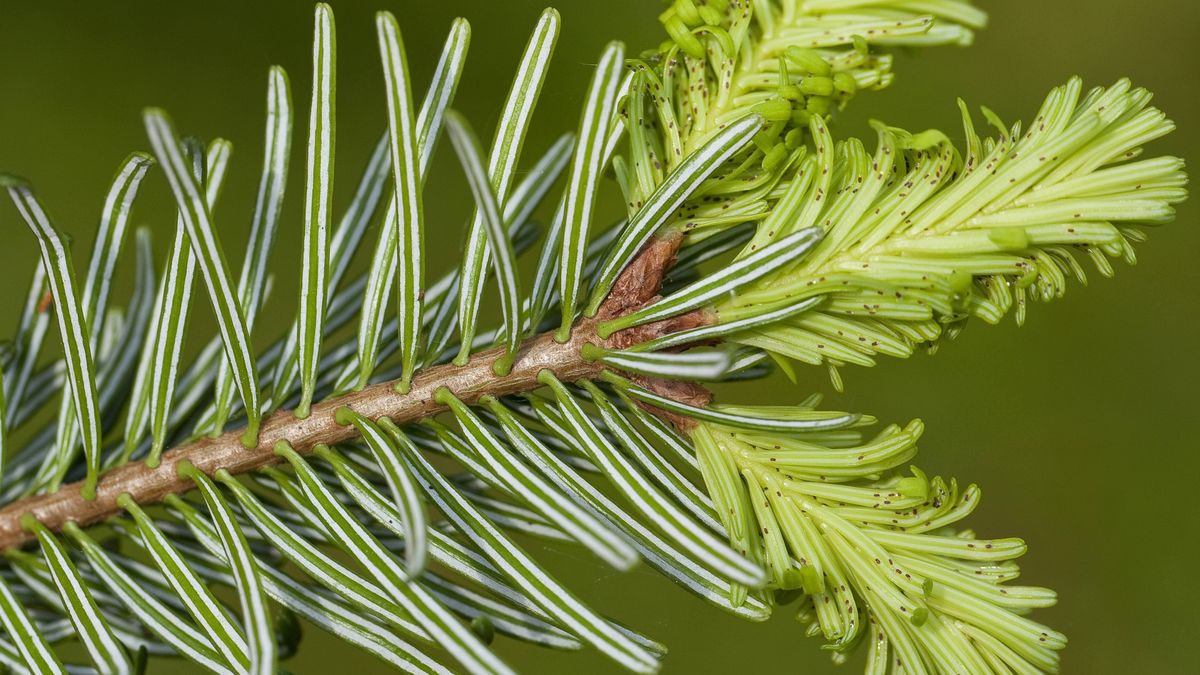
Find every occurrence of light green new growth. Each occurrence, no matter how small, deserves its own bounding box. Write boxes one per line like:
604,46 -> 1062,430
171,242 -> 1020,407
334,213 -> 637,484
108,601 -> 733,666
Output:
723,80 -> 1182,387
0,1 -> 1184,674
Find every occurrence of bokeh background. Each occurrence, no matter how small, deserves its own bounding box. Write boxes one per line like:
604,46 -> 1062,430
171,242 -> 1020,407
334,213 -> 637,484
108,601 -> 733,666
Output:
1,1 -> 1197,672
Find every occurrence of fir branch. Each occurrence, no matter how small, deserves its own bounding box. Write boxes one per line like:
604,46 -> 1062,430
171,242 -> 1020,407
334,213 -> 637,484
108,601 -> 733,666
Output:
0,1 -> 1185,673
0,235 -> 681,550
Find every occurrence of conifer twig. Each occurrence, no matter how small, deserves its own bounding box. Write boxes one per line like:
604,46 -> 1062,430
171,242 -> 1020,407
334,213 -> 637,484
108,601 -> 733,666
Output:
0,235 -> 707,550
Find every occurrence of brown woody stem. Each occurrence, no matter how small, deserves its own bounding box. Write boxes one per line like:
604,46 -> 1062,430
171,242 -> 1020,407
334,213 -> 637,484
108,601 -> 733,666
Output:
0,233 -> 712,550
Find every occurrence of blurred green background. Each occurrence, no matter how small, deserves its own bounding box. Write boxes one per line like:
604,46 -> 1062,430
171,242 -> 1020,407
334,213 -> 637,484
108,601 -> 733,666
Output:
1,1 -> 1197,672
